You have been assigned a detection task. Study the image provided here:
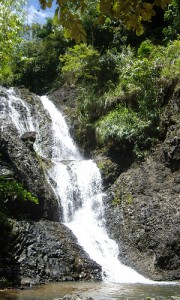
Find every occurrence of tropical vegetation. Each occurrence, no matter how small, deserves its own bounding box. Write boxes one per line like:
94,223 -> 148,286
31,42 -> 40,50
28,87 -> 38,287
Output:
0,0 -> 179,156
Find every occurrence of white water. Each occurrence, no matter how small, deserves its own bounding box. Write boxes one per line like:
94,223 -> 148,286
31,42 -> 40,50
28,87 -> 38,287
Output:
40,96 -> 151,284
6,88 -> 36,134
3,90 -> 152,284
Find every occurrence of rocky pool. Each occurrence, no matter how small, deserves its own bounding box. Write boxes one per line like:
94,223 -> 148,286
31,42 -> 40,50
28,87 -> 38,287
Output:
0,282 -> 180,300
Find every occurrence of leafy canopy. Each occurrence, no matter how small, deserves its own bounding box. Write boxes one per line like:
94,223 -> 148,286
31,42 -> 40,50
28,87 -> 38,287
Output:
0,0 -> 26,83
60,44 -> 100,84
12,19 -> 71,94
39,0 -> 172,41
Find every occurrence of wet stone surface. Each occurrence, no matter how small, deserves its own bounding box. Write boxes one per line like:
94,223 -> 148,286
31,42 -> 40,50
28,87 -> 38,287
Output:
11,220 -> 102,286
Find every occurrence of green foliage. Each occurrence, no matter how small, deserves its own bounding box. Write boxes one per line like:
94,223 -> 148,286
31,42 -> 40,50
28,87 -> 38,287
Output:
163,0 -> 180,41
0,0 -> 26,84
12,19 -> 71,94
97,49 -> 120,88
74,39 -> 179,155
77,86 -> 103,121
161,40 -> 180,78
124,58 -> 160,120
0,178 -> 38,205
39,0 -> 172,41
60,43 -> 100,84
95,106 -> 150,146
137,40 -> 155,58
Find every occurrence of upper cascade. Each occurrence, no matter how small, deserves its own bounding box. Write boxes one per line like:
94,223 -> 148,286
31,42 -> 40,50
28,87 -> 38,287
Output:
40,96 -> 81,161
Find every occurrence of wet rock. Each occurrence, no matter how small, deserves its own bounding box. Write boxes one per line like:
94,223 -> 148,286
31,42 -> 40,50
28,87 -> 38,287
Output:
10,220 -> 102,286
21,131 -> 36,150
0,164 -> 14,178
105,154 -> 180,280
49,86 -> 77,109
0,126 -> 58,220
0,86 -> 59,221
95,155 -> 120,189
162,128 -> 180,171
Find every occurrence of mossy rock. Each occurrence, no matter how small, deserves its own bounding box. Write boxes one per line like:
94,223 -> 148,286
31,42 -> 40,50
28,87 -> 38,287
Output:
95,156 -> 120,188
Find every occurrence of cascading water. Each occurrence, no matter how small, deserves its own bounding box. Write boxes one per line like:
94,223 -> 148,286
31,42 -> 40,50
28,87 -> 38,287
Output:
40,96 -> 151,284
6,88 -> 36,135
3,88 -> 151,284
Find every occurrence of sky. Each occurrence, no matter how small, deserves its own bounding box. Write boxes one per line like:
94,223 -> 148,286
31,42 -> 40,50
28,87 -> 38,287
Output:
25,0 -> 57,24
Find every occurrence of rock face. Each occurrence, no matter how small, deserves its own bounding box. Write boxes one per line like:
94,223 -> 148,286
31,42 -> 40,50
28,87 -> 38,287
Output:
0,220 -> 101,287
105,155 -> 180,280
104,84 -> 180,281
0,128 -> 58,220
0,86 -> 102,287
10,220 -> 101,286
0,86 -> 58,220
21,131 -> 36,150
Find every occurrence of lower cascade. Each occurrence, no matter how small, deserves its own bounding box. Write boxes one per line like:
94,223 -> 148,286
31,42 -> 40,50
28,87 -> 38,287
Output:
3,88 -> 152,284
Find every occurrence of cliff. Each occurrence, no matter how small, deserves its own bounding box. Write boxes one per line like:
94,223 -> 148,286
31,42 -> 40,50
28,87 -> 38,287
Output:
99,81 -> 180,280
0,81 -> 179,287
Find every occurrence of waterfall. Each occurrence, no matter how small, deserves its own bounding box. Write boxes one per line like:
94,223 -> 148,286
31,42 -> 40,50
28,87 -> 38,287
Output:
40,96 -> 151,284
2,88 -> 152,284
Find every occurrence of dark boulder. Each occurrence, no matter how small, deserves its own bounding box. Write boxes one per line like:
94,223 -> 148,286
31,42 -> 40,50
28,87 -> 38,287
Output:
10,220 -> 101,286
21,131 -> 36,150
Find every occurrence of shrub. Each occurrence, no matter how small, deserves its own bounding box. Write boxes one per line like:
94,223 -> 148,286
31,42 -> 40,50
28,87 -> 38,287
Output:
137,39 -> 155,58
0,178 -> 38,205
60,43 -> 100,84
161,40 -> 180,79
95,106 -> 150,146
97,49 -> 121,87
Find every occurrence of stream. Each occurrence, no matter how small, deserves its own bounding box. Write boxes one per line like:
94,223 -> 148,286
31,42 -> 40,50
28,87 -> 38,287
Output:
1,281 -> 180,300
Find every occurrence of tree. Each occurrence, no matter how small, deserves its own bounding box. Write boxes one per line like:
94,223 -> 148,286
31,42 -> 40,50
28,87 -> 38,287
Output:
12,19 -> 71,94
39,0 -> 172,42
163,0 -> 180,41
0,0 -> 25,84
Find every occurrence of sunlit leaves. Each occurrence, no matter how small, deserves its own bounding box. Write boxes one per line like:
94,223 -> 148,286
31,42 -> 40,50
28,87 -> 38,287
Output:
39,0 -> 172,41
0,178 -> 39,204
60,43 -> 100,84
95,106 -> 149,146
0,0 -> 26,83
